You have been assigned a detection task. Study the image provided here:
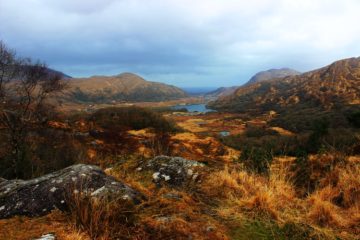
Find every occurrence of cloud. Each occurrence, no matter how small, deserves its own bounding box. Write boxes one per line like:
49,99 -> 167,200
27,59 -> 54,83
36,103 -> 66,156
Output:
1,0 -> 360,87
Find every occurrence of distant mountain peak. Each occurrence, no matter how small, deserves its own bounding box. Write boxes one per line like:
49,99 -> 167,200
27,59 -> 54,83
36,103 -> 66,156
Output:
116,72 -> 143,78
208,57 -> 360,113
246,68 -> 301,85
62,72 -> 188,103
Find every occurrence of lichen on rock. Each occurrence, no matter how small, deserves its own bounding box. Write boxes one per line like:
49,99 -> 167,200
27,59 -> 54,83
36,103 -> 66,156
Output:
145,156 -> 205,186
0,164 -> 143,219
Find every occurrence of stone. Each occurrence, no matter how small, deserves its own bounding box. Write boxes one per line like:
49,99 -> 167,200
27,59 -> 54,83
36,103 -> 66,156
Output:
0,164 -> 143,219
145,156 -> 204,186
34,233 -> 56,240
163,192 -> 183,200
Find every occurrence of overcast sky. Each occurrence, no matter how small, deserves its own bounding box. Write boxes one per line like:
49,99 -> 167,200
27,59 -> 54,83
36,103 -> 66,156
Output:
1,0 -> 360,87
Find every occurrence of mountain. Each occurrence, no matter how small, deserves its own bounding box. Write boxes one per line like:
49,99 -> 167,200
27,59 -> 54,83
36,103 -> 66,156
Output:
182,87 -> 219,96
45,68 -> 72,79
205,68 -> 299,99
245,68 -> 301,85
205,86 -> 239,98
208,58 -> 360,129
62,72 -> 188,103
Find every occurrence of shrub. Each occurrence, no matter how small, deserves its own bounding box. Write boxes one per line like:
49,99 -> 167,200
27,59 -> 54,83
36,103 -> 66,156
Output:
90,106 -> 180,133
306,118 -> 329,153
240,146 -> 273,174
347,111 -> 360,128
0,128 -> 81,179
245,127 -> 279,138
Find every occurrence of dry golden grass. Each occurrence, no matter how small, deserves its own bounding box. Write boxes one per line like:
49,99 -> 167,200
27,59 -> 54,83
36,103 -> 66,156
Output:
201,155 -> 360,239
67,191 -> 141,240
307,197 -> 345,228
177,118 -> 208,133
202,165 -> 297,221
270,126 -> 295,136
136,187 -> 230,240
0,210 -> 90,240
171,133 -> 239,163
1,144 -> 359,240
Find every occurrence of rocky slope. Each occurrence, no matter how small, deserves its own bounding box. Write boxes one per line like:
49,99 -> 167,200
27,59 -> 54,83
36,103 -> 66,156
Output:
208,58 -> 360,113
205,68 -> 299,99
61,73 -> 188,103
245,68 -> 301,85
205,86 -> 239,98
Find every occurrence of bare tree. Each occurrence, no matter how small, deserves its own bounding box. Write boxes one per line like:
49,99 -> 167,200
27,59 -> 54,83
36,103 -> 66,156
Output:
0,41 -> 66,178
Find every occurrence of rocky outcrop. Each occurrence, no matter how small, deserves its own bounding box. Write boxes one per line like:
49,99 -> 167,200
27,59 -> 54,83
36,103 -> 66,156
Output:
34,233 -> 56,240
143,156 -> 205,186
0,164 -> 143,219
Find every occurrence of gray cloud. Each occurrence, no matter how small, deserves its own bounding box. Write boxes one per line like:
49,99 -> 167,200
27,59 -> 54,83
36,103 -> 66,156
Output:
1,0 -> 360,87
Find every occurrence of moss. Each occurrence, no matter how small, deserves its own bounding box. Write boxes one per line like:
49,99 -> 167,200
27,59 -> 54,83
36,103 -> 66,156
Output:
230,220 -> 319,240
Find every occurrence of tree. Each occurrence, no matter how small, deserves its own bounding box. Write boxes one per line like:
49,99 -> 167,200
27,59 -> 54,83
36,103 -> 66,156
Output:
0,41 -> 66,179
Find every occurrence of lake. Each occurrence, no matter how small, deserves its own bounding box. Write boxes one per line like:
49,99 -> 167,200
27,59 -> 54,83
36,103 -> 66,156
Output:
171,104 -> 216,113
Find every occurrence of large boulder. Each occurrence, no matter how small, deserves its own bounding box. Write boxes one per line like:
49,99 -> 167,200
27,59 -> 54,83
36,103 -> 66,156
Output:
144,156 -> 205,186
0,164 -> 143,219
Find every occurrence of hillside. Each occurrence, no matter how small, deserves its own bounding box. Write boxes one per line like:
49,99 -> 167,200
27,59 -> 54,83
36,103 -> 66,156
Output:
209,58 -> 360,111
205,68 -> 299,99
205,86 -> 239,98
43,67 -> 72,79
208,58 -> 360,130
62,73 -> 188,103
245,68 -> 301,85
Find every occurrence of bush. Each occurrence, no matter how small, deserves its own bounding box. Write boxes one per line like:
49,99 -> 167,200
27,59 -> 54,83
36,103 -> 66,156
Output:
306,118 -> 329,153
90,106 -> 180,133
0,128 -> 81,179
240,146 -> 273,174
347,111 -> 360,128
245,127 -> 279,138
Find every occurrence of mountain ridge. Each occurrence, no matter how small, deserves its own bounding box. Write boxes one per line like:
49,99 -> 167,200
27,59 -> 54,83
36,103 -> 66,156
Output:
245,67 -> 301,85
205,68 -> 300,98
61,72 -> 188,103
208,57 -> 360,113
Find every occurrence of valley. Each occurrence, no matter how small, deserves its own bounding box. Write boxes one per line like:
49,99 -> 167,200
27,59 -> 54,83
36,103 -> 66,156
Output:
0,40 -> 359,240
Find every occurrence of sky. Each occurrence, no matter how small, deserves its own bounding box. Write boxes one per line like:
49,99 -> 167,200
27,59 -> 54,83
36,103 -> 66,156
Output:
1,0 -> 360,88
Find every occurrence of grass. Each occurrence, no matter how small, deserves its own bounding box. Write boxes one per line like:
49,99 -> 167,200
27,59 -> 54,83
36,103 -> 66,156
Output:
0,210 -> 90,240
1,151 -> 358,240
200,154 -> 360,240
1,110 -> 359,239
230,220 -> 314,240
67,189 -> 140,240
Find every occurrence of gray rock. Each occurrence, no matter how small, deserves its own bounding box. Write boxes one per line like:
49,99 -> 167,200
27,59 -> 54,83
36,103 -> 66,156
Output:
0,178 -> 6,184
0,164 -> 143,219
163,192 -> 183,200
145,156 -> 204,186
33,233 -> 56,240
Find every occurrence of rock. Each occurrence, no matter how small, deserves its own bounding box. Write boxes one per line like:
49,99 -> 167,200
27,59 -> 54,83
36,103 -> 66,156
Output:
163,192 -> 183,200
0,178 -> 6,184
155,216 -> 174,223
34,233 -> 56,240
0,164 -> 143,219
145,156 -> 204,186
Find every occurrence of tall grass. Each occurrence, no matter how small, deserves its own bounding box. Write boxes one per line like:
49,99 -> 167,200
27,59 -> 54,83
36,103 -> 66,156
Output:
201,154 -> 360,239
67,192 -> 140,239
